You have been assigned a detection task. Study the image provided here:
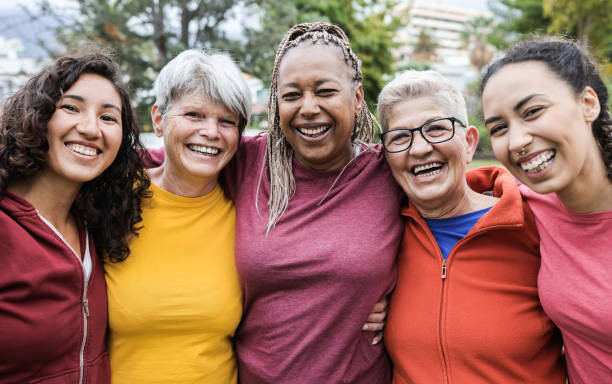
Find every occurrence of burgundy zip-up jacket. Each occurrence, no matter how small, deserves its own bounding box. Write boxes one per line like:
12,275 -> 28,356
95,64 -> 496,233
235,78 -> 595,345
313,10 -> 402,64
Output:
0,191 -> 110,383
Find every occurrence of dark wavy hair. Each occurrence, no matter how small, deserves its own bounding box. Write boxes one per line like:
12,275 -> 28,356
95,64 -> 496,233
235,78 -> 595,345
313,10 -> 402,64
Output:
481,36 -> 612,181
0,49 -> 150,262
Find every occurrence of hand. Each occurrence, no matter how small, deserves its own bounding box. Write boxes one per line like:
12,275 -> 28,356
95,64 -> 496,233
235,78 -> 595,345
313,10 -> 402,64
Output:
362,296 -> 388,345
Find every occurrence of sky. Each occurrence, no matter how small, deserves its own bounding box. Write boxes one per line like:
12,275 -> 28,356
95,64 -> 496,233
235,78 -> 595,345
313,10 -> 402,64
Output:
0,0 -> 491,57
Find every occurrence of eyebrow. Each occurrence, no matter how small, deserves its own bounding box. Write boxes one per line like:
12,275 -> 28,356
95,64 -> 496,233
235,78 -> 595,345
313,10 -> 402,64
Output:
513,93 -> 543,112
279,78 -> 338,89
62,94 -> 122,113
484,93 -> 545,126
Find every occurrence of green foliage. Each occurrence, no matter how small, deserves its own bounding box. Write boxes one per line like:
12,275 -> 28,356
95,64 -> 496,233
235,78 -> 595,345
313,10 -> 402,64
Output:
31,0 -> 254,128
488,0 -> 612,60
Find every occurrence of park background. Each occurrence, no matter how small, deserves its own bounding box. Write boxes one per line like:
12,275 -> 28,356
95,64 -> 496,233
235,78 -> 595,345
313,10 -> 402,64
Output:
0,0 -> 610,168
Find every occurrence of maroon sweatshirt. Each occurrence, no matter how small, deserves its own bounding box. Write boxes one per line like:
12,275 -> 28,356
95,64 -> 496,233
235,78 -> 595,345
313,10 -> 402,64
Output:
0,191 -> 110,383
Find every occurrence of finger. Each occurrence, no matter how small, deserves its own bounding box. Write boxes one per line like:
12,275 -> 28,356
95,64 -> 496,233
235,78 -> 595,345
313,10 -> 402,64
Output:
366,311 -> 386,323
371,297 -> 389,313
372,332 -> 383,345
362,321 -> 385,332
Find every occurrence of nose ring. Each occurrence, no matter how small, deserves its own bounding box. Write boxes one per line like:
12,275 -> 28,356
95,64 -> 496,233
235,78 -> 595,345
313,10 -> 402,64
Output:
515,146 -> 527,156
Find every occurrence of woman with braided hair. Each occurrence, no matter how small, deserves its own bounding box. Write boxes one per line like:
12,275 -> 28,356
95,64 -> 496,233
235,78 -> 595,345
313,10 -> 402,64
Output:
226,22 -> 403,382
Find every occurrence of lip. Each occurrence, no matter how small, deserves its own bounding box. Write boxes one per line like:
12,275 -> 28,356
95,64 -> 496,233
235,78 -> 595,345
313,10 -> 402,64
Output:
293,122 -> 332,143
65,140 -> 101,157
408,160 -> 446,183
515,149 -> 556,179
186,143 -> 222,157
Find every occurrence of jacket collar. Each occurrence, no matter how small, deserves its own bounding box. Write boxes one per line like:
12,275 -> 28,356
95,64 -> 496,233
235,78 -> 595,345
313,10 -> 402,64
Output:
401,166 -> 524,230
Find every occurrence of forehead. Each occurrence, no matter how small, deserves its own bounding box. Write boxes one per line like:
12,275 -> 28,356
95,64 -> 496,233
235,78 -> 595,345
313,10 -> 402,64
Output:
64,73 -> 121,106
483,61 -> 573,108
277,43 -> 353,86
171,91 -> 237,116
387,97 -> 448,129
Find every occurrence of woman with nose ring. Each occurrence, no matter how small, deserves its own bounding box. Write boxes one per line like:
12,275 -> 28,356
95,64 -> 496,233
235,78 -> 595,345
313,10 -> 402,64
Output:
379,70 -> 566,383
481,37 -> 612,383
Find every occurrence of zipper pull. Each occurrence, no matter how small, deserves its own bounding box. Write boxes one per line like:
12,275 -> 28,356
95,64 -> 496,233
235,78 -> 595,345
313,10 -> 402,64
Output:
441,260 -> 447,280
84,298 -> 90,317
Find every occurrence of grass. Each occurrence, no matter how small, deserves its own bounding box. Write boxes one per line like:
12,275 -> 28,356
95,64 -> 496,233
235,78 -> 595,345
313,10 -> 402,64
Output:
468,158 -> 502,170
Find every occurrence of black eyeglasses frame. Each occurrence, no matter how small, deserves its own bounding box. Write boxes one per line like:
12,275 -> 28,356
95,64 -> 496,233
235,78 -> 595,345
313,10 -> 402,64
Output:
379,117 -> 466,153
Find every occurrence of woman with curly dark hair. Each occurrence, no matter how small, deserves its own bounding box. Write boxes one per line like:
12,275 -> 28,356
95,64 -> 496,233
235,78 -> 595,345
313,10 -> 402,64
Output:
0,50 -> 149,383
481,37 -> 612,383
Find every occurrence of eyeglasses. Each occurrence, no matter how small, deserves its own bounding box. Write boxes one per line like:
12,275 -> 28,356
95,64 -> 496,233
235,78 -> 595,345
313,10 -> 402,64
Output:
379,117 -> 465,153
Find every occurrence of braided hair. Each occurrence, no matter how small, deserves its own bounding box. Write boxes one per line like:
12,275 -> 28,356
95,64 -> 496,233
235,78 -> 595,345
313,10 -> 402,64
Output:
261,22 -> 375,232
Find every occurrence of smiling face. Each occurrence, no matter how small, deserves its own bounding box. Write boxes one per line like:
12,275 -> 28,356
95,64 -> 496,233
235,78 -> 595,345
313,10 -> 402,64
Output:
384,97 -> 478,211
482,61 -> 601,195
43,73 -> 123,188
152,92 -> 239,188
277,43 -> 363,171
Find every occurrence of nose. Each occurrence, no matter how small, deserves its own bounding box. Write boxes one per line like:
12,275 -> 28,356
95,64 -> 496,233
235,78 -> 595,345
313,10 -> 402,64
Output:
408,130 -> 432,156
75,112 -> 101,138
299,92 -> 320,117
506,122 -> 533,154
197,118 -> 221,139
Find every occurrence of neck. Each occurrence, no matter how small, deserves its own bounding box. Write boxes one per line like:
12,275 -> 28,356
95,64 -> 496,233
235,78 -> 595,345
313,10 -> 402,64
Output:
8,171 -> 81,228
149,163 -> 218,198
296,143 -> 355,172
418,183 -> 498,219
557,169 -> 612,213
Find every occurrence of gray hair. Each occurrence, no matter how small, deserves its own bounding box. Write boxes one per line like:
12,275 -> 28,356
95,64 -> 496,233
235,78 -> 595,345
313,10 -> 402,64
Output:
153,49 -> 252,130
377,70 -> 468,132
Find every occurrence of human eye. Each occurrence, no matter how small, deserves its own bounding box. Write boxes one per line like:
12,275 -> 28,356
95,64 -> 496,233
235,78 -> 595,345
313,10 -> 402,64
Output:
317,88 -> 337,97
423,122 -> 451,137
387,130 -> 412,145
100,114 -> 119,123
220,118 -> 238,127
60,104 -> 78,113
523,106 -> 545,119
281,92 -> 301,101
184,111 -> 203,120
488,123 -> 508,137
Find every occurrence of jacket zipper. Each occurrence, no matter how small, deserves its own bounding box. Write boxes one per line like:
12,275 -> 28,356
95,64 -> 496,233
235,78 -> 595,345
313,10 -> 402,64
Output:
434,224 -> 520,384
439,258 -> 449,384
36,212 -> 90,384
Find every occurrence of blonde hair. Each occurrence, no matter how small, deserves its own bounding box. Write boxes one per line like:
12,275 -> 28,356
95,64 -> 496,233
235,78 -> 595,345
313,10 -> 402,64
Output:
262,22 -> 375,232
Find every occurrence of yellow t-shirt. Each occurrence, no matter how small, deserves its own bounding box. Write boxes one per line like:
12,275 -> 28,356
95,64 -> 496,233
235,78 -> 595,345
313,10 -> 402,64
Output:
105,183 -> 242,384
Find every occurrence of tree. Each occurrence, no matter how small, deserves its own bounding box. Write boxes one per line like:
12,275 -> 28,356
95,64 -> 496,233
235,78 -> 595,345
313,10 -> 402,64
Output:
461,16 -> 495,73
542,0 -> 611,51
26,0 -> 254,128
488,0 -> 611,60
411,30 -> 437,63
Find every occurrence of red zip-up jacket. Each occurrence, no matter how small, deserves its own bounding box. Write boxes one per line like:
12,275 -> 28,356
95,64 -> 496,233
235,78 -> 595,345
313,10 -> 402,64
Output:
385,167 -> 566,384
0,191 -> 110,383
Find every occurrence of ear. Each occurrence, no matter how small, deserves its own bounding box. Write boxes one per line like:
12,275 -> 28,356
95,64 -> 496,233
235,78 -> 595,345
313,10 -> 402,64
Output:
151,105 -> 164,138
581,86 -> 601,123
353,83 -> 364,114
464,125 -> 480,164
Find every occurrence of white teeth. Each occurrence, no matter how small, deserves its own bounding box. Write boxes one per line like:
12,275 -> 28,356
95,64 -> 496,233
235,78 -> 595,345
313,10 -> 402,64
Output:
298,125 -> 330,137
520,150 -> 555,173
189,144 -> 220,155
66,143 -> 98,156
413,162 -> 443,174
418,168 -> 442,177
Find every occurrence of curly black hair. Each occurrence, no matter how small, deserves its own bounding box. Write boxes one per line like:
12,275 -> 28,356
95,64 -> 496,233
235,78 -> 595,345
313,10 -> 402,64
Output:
0,49 -> 150,262
481,36 -> 612,182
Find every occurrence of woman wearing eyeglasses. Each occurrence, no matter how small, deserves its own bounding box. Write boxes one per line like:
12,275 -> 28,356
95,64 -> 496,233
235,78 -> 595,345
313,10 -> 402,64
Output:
378,70 -> 566,383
